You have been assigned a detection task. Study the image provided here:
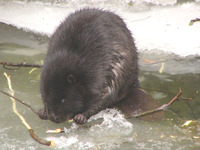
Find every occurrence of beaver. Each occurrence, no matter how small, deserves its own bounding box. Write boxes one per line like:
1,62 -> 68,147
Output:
38,8 -> 163,124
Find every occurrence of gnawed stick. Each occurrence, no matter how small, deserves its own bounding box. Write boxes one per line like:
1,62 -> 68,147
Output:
46,128 -> 64,134
3,72 -> 55,147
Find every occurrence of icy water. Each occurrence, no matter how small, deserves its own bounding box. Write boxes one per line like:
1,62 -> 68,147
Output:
0,23 -> 200,150
0,0 -> 200,149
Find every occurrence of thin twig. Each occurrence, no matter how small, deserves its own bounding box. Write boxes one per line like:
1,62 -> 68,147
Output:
3,64 -> 21,70
128,88 -> 182,118
189,18 -> 200,26
181,90 -> 199,101
0,89 -> 38,115
131,16 -> 151,22
0,61 -> 42,69
2,73 -> 54,147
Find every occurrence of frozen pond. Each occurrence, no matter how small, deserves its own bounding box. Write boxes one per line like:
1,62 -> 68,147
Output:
0,0 -> 200,149
0,0 -> 200,56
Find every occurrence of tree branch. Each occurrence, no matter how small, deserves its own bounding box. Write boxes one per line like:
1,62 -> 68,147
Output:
0,61 -> 42,70
129,88 -> 182,118
2,72 -> 54,147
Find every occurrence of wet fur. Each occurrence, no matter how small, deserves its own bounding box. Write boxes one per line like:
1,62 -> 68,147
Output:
39,8 -> 140,124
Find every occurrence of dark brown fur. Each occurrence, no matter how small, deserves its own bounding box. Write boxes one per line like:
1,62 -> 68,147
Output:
38,8 -> 163,124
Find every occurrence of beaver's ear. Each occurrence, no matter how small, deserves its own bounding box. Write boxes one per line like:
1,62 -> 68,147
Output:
67,74 -> 76,84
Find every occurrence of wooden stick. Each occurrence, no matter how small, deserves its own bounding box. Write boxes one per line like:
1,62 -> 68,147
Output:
3,72 -> 54,147
189,18 -> 200,26
0,61 -> 42,70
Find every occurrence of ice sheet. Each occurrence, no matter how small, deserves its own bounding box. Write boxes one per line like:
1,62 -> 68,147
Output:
0,1 -> 199,56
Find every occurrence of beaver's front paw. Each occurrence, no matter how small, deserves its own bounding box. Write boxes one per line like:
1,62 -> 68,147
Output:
74,114 -> 87,125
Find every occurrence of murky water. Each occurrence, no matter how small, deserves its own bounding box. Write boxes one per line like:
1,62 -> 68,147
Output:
0,16 -> 200,150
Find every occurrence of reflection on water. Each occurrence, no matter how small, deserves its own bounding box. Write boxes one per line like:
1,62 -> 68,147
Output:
0,23 -> 200,149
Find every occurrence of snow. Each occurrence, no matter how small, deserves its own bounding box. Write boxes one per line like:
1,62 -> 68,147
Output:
0,1 -> 199,56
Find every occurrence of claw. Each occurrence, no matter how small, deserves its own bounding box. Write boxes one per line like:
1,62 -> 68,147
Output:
74,114 -> 87,125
